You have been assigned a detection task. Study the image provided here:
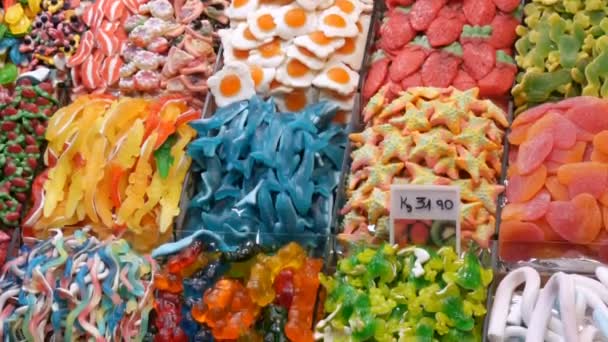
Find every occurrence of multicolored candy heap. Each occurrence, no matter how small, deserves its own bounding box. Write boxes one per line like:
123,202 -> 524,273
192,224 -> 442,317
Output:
363,0 -> 520,105
513,0 -> 608,113
151,238 -> 323,341
186,96 -> 346,250
317,244 -> 492,340
0,79 -> 57,229
500,96 -> 608,263
0,229 -> 156,341
342,87 -> 507,247
23,95 -> 197,252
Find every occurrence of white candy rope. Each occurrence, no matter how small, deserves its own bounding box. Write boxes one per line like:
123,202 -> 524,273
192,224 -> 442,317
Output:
488,266 -> 541,341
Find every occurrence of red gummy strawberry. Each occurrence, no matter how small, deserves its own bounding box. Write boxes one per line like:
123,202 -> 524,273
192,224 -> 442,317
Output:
363,51 -> 390,99
463,0 -> 496,26
453,69 -> 476,90
410,0 -> 448,31
380,9 -> 416,53
492,0 -> 520,12
488,13 -> 519,49
389,45 -> 426,82
463,42 -> 496,80
401,72 -> 423,90
421,48 -> 461,87
386,0 -> 415,10
426,6 -> 466,47
478,50 -> 517,97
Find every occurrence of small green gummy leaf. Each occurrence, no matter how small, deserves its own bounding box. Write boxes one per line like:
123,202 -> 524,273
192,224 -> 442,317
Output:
154,134 -> 177,179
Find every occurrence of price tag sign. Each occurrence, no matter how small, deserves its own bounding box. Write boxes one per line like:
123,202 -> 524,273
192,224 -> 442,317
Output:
389,184 -> 461,252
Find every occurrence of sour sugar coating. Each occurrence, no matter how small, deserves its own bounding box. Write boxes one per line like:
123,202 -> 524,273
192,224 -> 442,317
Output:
317,245 -> 493,341
0,229 -> 156,340
361,0 -> 521,106
512,0 -> 608,113
500,96 -> 608,263
342,87 -> 507,248
23,95 -> 197,252
186,96 -> 346,250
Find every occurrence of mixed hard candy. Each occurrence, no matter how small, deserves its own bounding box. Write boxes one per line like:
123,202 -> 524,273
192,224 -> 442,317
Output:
342,87 -> 507,248
23,94 -> 197,252
186,96 -> 346,250
363,0 -> 520,105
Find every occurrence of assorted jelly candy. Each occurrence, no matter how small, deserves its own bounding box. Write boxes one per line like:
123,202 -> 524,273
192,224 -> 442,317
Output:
0,229 -> 155,340
362,0 -> 521,105
23,95 -> 197,252
186,96 -> 346,250
0,79 -> 57,230
343,87 -> 507,248
317,244 -> 492,341
512,0 -> 608,113
500,96 -> 608,262
151,238 -> 323,341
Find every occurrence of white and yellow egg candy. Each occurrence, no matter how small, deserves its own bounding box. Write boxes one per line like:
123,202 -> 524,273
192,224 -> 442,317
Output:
248,38 -> 287,68
275,4 -> 317,39
312,61 -> 359,95
226,0 -> 260,20
276,58 -> 316,87
274,87 -> 318,112
247,7 -> 278,41
293,31 -> 345,59
328,14 -> 369,70
208,62 -> 256,107
211,0 -> 372,109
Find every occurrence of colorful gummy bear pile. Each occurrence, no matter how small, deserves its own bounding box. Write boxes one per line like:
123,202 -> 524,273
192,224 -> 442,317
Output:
340,87 -> 507,248
362,0 -> 520,105
150,237 -> 323,341
186,96 -> 346,250
23,94 -> 197,252
0,229 -> 156,341
316,244 -> 493,340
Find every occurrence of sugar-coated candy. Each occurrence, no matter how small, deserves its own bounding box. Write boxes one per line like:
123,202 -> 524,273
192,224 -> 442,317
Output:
24,95 -> 197,252
0,229 -> 156,340
316,245 -> 492,341
342,87 -> 507,248
186,96 -> 346,250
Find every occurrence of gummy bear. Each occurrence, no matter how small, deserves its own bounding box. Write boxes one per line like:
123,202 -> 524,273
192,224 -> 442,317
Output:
285,259 -> 323,342
273,268 -> 295,309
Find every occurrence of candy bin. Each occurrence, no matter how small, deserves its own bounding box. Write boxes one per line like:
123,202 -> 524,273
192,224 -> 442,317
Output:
181,95 -> 347,251
499,96 -> 608,268
206,0 -> 374,117
0,229 -> 156,340
337,87 -> 508,250
361,0 -> 521,109
317,243 -> 493,340
0,77 -> 58,267
22,94 -> 199,252
486,266 -> 608,341
150,231 -> 330,341
512,0 -> 608,113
